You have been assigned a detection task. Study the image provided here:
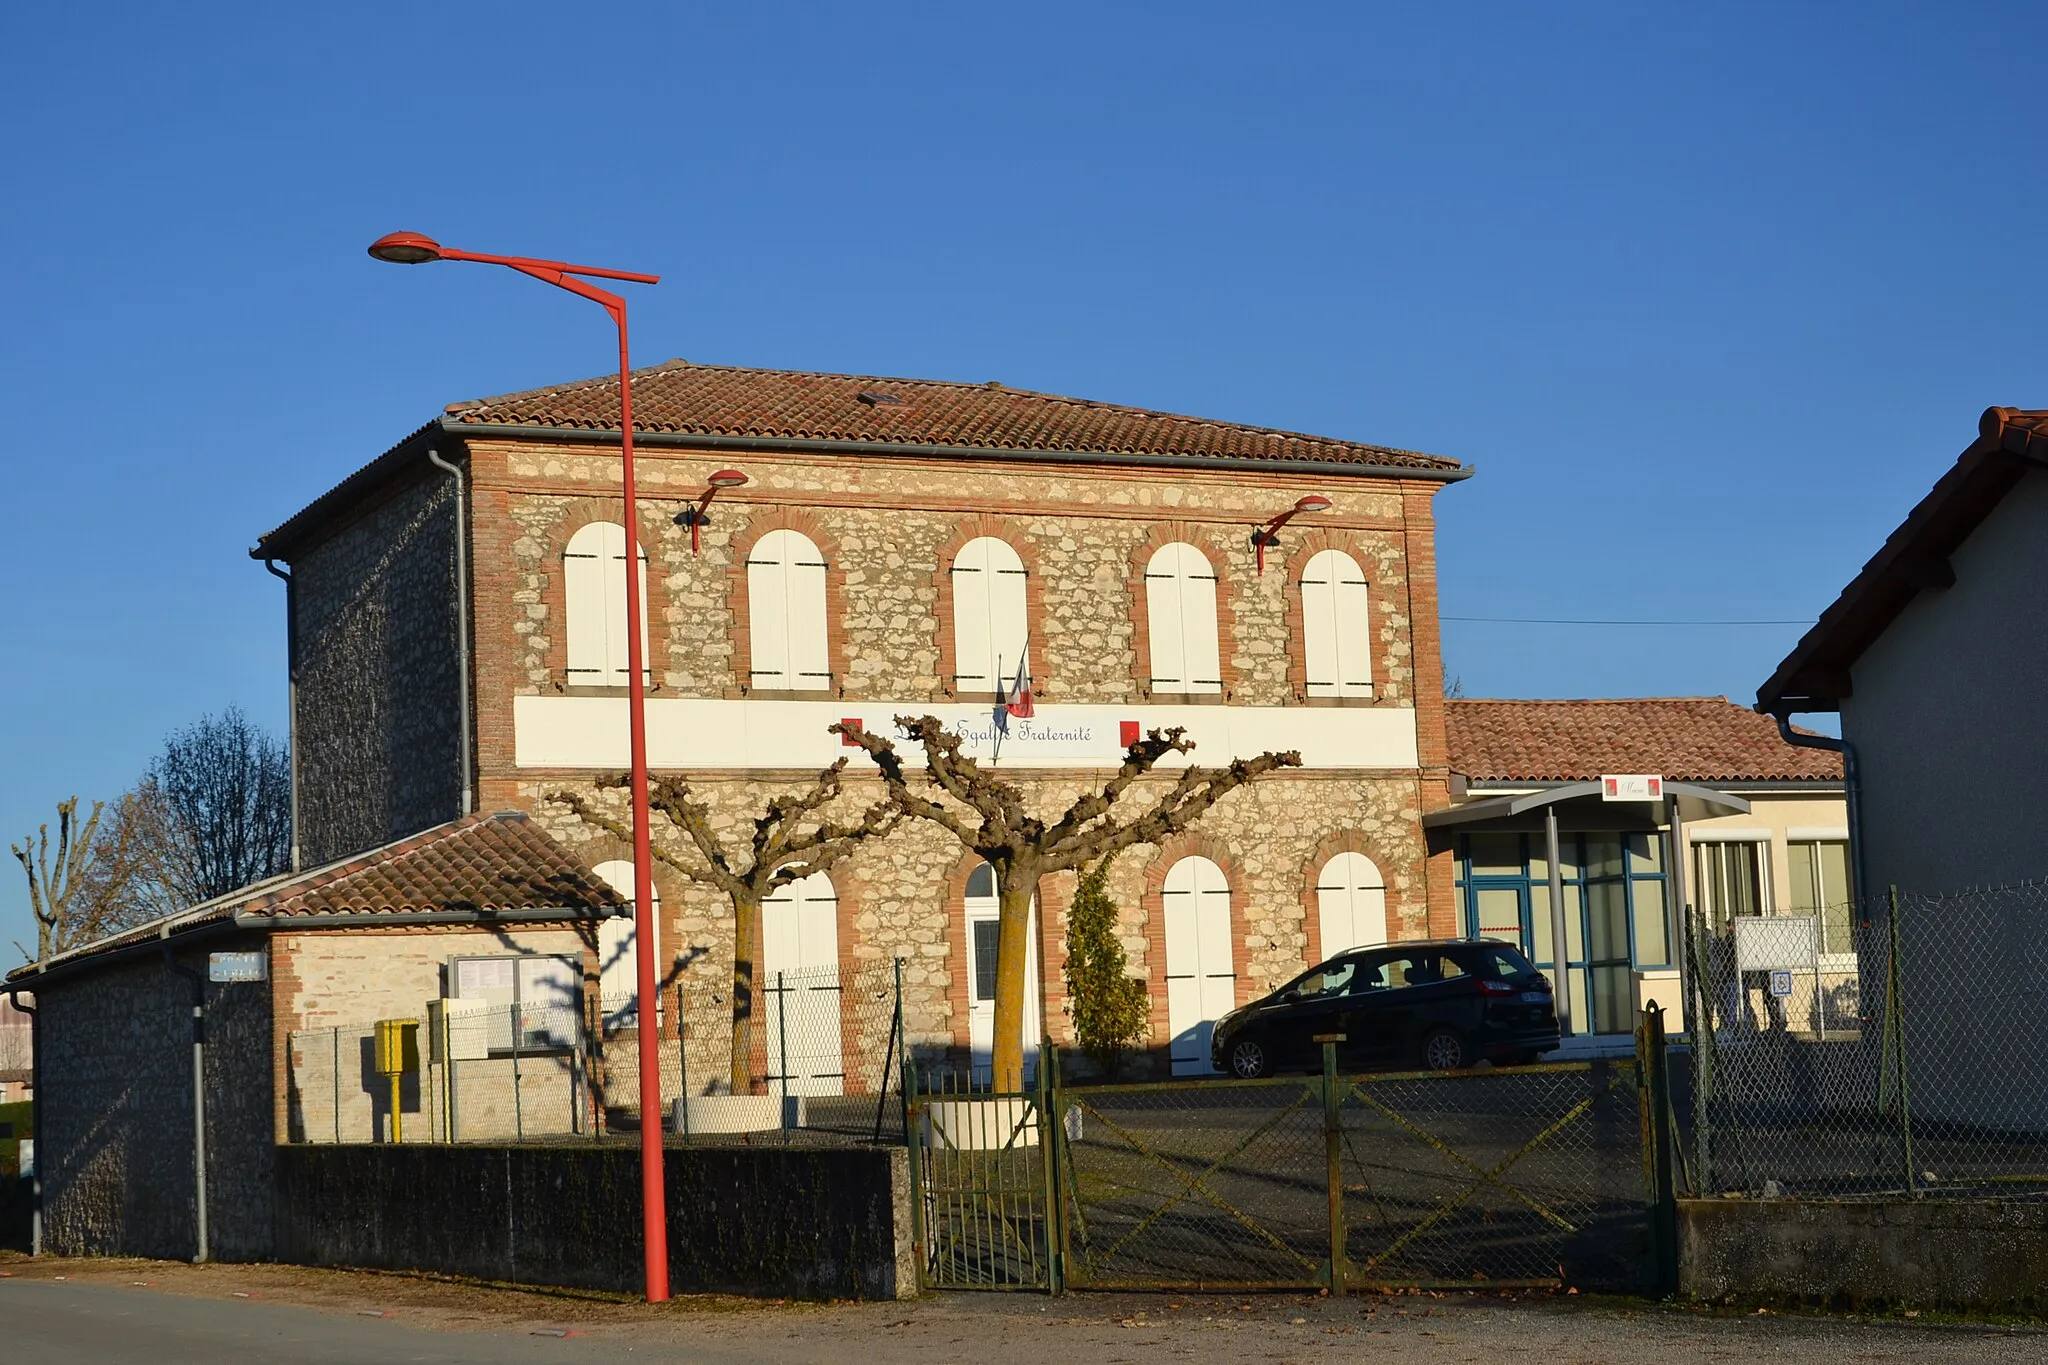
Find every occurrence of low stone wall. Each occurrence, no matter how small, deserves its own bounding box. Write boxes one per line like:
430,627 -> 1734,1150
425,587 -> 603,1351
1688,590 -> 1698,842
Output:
1679,1197 -> 2048,1313
276,1144 -> 914,1300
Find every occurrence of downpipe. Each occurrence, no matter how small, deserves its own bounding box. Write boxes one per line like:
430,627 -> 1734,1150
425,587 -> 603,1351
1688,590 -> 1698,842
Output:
161,944 -> 208,1263
4,987 -> 40,1256
1773,714 -> 1867,915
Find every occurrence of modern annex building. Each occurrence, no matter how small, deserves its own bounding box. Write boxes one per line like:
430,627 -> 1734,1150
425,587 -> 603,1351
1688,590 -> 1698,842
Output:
249,361 -> 1472,1083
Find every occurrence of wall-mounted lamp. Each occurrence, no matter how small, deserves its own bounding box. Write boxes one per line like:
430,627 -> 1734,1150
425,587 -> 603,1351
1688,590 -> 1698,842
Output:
678,469 -> 750,553
1251,494 -> 1333,575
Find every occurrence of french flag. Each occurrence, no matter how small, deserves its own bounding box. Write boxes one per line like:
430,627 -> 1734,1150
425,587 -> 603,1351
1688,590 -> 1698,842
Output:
1003,651 -> 1034,720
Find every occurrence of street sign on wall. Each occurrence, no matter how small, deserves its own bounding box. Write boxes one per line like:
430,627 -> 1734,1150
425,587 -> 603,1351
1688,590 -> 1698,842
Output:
208,951 -> 267,983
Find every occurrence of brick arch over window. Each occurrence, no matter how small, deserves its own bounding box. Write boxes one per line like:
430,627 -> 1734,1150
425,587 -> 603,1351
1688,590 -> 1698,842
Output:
1282,529 -> 1388,704
931,514 -> 1047,700
1137,834 -> 1252,1049
1127,522 -> 1240,698
729,508 -> 846,697
537,497 -> 670,691
1297,830 -> 1400,967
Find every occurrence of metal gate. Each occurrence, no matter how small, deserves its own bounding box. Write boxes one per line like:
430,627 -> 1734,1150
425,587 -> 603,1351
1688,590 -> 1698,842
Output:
911,1027 -> 1674,1295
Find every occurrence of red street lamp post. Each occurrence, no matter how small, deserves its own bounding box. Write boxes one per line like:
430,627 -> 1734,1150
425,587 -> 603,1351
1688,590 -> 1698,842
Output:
367,231 -> 671,1303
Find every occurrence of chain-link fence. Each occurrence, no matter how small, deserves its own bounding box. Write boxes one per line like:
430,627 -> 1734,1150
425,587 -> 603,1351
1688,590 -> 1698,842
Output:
1686,882 -> 2048,1198
285,959 -> 908,1147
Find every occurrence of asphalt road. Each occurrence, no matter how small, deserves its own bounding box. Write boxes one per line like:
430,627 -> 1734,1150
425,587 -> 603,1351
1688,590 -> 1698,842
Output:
2,1275 -> 2042,1365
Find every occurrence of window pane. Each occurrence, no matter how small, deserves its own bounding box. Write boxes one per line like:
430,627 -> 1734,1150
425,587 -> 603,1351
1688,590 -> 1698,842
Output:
972,919 -> 1000,1001
1529,884 -> 1554,966
1563,885 -> 1586,962
1587,881 -> 1629,959
1627,833 -> 1663,874
1786,842 -> 1819,915
1631,879 -> 1669,966
1585,837 -> 1624,879
1475,888 -> 1522,941
1467,835 -> 1522,878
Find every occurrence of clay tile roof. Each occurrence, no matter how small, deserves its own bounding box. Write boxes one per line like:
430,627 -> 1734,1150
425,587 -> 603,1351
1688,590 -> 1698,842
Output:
446,360 -> 1462,471
4,813 -> 623,981
1446,697 -> 1843,784
239,810 -> 624,919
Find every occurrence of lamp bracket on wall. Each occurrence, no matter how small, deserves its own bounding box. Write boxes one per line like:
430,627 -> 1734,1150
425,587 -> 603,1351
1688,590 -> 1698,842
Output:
678,469 -> 750,553
1250,494 -> 1333,575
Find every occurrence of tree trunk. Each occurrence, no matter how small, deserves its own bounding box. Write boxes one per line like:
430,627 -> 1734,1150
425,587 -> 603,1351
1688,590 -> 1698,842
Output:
990,871 -> 1040,1092
730,891 -> 760,1093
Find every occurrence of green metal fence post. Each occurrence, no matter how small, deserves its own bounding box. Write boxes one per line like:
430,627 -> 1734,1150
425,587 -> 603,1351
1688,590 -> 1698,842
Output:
510,1003 -> 523,1140
894,958 -> 910,1145
676,983 -> 690,1143
777,970 -> 790,1147
901,996 -> 927,1291
1317,1034 -> 1347,1295
1889,886 -> 1916,1196
1038,1037 -> 1064,1294
1638,1005 -> 1678,1295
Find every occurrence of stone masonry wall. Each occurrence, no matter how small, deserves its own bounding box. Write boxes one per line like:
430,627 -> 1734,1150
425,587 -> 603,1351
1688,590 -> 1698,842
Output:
35,938 -> 274,1260
292,467 -> 464,866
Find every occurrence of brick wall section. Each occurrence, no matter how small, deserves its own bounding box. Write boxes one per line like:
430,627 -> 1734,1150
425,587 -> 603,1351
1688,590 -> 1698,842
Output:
34,939 -> 274,1260
291,467 -> 464,865
1399,485 -> 1460,936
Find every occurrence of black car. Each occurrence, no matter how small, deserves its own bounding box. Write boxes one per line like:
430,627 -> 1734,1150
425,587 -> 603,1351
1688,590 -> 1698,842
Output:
1210,938 -> 1561,1077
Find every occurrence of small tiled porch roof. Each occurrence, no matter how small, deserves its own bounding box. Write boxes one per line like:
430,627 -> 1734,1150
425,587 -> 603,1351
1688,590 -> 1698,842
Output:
1446,697 -> 1843,785
4,812 -> 624,983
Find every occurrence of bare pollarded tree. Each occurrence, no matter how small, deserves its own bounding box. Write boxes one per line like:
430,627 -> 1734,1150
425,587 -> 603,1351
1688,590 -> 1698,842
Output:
833,715 -> 1300,1090
11,794 -> 161,961
550,759 -> 898,1092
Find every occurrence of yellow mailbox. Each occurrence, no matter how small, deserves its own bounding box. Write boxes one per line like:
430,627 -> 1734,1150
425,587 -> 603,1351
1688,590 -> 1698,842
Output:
373,1019 -> 419,1143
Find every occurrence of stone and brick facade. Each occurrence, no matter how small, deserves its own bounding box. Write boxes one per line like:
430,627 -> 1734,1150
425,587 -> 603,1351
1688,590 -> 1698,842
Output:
254,362 -> 1472,1079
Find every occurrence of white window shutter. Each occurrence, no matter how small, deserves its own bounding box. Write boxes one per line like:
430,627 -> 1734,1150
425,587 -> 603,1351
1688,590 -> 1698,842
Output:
564,522 -> 613,685
986,538 -> 1029,691
1300,548 -> 1342,697
1144,544 -> 1187,690
747,529 -> 795,688
1316,851 -> 1387,955
588,523 -> 650,687
1178,543 -> 1223,693
784,534 -> 831,691
951,538 -> 993,691
1332,554 -> 1372,697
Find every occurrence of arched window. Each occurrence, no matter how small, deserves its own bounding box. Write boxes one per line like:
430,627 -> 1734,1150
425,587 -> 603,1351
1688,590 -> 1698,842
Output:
1299,548 -> 1372,698
1316,851 -> 1387,958
1163,855 -> 1235,1075
592,859 -> 662,1029
950,536 -> 1029,695
762,871 -> 842,1096
564,522 -> 650,686
746,528 -> 831,691
1144,542 -> 1222,695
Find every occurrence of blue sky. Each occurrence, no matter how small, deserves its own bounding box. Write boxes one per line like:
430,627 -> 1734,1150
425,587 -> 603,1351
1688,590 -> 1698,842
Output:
4,2 -> 2043,954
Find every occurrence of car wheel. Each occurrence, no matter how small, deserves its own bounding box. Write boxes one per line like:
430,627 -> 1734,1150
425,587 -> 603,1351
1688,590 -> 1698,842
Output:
1229,1037 -> 1270,1079
1420,1028 -> 1468,1072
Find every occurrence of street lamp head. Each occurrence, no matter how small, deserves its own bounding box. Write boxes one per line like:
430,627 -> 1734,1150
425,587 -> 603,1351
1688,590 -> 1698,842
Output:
367,231 -> 444,265
707,469 -> 750,489
1293,495 -> 1333,515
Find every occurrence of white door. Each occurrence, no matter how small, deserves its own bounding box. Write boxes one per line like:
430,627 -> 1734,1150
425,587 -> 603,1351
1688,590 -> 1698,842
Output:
1164,856 -> 1236,1075
762,871 -> 843,1097
592,860 -> 661,1030
1316,851 -> 1388,959
965,863 -> 1041,1086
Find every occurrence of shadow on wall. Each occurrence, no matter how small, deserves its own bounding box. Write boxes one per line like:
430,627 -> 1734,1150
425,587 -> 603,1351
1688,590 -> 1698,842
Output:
359,1036 -> 422,1141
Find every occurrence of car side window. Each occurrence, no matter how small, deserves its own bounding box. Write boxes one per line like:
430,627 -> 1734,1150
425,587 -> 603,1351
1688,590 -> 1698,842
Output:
1384,953 -> 1464,990
1288,959 -> 1360,1001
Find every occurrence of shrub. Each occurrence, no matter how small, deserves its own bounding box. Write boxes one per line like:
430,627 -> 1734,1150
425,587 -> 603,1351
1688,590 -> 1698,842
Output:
1062,856 -> 1148,1075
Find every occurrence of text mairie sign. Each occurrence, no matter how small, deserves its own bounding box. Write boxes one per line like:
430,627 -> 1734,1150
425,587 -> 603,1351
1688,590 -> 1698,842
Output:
514,696 -> 1421,772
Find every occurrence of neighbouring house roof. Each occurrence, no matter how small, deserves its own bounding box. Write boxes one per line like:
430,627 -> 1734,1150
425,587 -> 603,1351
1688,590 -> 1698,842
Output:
1446,697 -> 1843,785
4,812 -> 625,984
253,361 -> 1467,559
1757,406 -> 2048,714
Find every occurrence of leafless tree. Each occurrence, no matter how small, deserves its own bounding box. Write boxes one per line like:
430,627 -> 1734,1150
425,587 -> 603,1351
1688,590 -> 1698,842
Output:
148,706 -> 292,905
833,715 -> 1300,1090
550,760 -> 898,1092
11,794 -> 162,961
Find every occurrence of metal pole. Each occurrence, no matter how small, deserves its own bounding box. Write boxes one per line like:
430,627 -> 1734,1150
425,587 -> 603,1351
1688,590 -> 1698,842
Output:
676,984 -> 689,1142
1318,1035 -> 1346,1295
1890,886 -> 1915,1196
511,1003 -> 523,1141
777,970 -> 790,1144
331,1027 -> 340,1145
1545,805 -> 1573,1037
